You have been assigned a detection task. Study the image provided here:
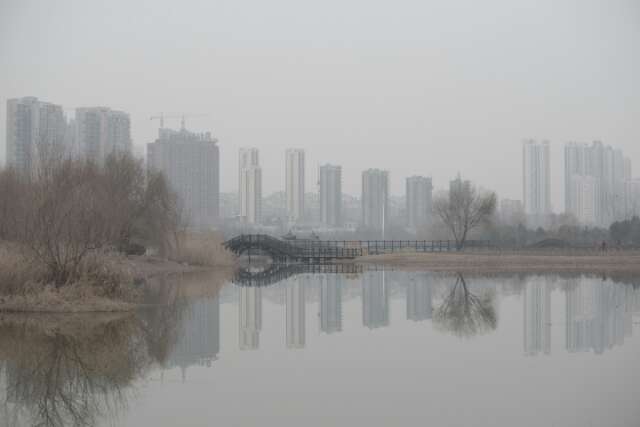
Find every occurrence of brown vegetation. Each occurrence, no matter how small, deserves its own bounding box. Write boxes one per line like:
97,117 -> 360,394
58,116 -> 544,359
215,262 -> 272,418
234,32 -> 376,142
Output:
167,230 -> 236,268
0,150 -> 233,312
0,152 -> 178,287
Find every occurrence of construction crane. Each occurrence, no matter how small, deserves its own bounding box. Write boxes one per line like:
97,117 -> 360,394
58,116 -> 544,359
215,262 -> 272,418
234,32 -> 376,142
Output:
150,113 -> 207,130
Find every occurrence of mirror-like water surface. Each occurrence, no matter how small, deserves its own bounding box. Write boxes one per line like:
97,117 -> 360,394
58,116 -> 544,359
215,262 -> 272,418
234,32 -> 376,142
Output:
2,270 -> 639,426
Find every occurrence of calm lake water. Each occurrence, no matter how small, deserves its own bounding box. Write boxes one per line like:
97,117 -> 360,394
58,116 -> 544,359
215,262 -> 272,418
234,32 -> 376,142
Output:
1,269 -> 639,426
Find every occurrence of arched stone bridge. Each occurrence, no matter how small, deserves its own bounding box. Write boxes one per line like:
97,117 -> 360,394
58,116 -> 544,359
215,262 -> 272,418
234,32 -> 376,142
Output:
223,234 -> 491,263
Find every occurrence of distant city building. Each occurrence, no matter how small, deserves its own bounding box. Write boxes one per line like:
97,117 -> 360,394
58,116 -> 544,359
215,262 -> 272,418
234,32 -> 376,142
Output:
286,277 -> 306,348
523,279 -> 551,356
624,179 -> 640,218
75,106 -> 131,163
522,139 -> 551,227
565,142 -> 591,216
569,175 -> 599,225
624,157 -> 632,181
362,169 -> 389,231
6,97 -> 67,176
304,192 -> 321,223
319,164 -> 342,226
342,194 -> 362,226
147,128 -> 219,230
220,192 -> 239,220
319,274 -> 342,333
449,173 -> 471,198
362,271 -> 389,329
564,141 -> 631,226
405,176 -> 433,230
285,149 -> 305,222
238,147 -> 262,224
406,273 -> 432,322
262,191 -> 287,222
239,287 -> 262,350
499,198 -> 524,225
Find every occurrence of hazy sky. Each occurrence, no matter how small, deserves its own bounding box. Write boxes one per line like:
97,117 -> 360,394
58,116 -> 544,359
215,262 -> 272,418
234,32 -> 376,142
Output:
1,0 -> 639,210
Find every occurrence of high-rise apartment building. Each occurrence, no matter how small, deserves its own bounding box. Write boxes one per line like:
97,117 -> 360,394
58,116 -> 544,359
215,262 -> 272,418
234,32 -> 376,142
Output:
565,142 -> 590,214
319,164 -> 342,226
147,128 -> 219,230
6,97 -> 67,176
624,179 -> 640,218
405,176 -> 433,229
564,141 -> 631,226
362,169 -> 389,231
285,149 -> 305,222
238,147 -> 262,224
75,106 -> 131,163
522,140 -> 551,226
569,175 -> 599,225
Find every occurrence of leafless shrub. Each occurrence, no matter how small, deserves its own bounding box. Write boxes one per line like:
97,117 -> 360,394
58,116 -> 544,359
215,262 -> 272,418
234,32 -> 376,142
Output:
0,150 -> 180,288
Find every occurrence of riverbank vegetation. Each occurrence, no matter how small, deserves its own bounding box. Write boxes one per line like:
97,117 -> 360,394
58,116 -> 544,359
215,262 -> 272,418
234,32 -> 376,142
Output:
0,151 -> 231,312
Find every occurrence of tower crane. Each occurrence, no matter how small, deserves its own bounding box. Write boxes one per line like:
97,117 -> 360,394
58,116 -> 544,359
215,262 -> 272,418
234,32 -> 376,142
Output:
150,113 -> 207,130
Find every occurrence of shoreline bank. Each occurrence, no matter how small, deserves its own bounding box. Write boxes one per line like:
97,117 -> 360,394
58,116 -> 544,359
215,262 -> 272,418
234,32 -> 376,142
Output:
0,255 -> 232,314
353,251 -> 640,274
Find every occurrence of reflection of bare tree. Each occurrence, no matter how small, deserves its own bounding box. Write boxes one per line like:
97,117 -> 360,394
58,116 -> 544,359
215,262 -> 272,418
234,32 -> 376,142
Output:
0,304 -> 187,427
0,273 -> 226,426
0,314 -> 147,427
433,274 -> 497,338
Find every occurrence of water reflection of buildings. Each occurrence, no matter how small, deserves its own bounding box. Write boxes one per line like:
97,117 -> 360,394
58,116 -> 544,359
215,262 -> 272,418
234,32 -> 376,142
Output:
523,279 -> 551,355
566,279 -> 633,354
406,273 -> 432,322
362,271 -> 389,329
239,287 -> 262,350
320,274 -> 343,333
169,297 -> 220,378
286,276 -> 306,348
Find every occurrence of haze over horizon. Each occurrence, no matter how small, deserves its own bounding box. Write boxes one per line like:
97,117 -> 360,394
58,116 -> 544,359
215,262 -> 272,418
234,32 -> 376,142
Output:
1,0 -> 639,211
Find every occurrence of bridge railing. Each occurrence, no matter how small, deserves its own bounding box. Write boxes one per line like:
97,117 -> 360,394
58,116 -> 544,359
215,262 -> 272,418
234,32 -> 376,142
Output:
225,234 -> 492,259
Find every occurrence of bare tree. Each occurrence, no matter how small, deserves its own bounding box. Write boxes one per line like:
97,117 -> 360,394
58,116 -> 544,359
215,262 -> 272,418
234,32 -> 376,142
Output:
433,176 -> 496,250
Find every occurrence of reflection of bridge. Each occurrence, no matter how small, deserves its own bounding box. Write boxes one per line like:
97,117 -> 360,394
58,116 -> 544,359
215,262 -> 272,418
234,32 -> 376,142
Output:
233,263 -> 363,287
224,234 -> 490,263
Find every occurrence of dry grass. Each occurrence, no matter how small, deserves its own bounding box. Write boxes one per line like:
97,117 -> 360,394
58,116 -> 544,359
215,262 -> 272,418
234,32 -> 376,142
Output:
169,231 -> 236,267
355,251 -> 640,273
0,243 -> 140,312
0,243 -> 45,294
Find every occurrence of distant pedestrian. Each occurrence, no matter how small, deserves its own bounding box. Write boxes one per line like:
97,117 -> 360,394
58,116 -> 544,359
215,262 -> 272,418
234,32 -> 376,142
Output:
601,240 -> 607,253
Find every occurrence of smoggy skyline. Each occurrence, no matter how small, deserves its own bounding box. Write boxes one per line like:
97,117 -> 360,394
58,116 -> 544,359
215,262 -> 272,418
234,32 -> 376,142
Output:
1,0 -> 639,211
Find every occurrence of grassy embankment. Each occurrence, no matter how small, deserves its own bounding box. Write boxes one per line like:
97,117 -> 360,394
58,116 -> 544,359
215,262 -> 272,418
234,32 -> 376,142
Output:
0,232 -> 234,313
354,250 -> 640,273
